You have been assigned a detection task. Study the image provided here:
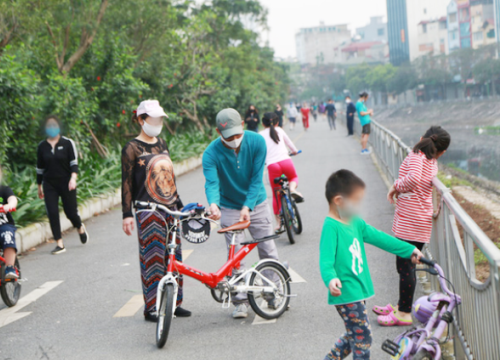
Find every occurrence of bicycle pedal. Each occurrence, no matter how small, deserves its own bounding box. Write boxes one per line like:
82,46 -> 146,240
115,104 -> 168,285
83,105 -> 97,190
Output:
381,339 -> 400,356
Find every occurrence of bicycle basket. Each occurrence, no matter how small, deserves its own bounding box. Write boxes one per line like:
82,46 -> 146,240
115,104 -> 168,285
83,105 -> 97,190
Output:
181,217 -> 211,244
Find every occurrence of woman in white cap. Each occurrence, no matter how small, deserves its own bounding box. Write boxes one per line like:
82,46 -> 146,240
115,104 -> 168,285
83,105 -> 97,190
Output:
121,100 -> 191,322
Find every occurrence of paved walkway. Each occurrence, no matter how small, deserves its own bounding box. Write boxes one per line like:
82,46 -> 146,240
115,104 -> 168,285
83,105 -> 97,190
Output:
1,118 -> 404,359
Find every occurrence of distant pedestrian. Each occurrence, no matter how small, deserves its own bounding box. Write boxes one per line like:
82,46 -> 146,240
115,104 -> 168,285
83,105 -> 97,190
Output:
37,115 -> 89,255
345,96 -> 356,136
312,103 -> 318,121
374,126 -> 451,327
325,99 -> 337,130
287,103 -> 298,130
300,103 -> 310,130
244,105 -> 260,132
356,92 -> 373,154
275,104 -> 284,127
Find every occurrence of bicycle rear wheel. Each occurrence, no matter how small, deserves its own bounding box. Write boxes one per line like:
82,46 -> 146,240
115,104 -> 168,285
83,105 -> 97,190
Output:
248,261 -> 291,320
0,258 -> 21,307
281,196 -> 295,244
291,201 -> 302,235
156,284 -> 175,349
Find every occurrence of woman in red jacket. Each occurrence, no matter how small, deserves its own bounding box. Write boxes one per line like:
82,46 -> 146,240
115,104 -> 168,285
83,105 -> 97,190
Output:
373,126 -> 450,326
300,103 -> 310,130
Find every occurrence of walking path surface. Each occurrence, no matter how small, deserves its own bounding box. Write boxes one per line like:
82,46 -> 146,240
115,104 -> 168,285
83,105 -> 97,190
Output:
1,119 -> 404,360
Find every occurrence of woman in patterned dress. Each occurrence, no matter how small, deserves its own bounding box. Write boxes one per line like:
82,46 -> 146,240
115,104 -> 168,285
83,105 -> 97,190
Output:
121,100 -> 191,322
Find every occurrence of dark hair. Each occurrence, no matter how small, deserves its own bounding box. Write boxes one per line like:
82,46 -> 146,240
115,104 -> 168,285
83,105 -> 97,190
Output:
262,112 -> 280,144
413,126 -> 451,160
44,114 -> 61,127
247,105 -> 258,114
131,112 -> 148,125
325,169 -> 366,204
345,96 -> 351,99
359,91 -> 368,98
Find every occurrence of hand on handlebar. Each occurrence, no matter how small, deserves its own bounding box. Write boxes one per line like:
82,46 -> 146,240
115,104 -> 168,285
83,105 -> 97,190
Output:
411,248 -> 424,264
208,203 -> 221,220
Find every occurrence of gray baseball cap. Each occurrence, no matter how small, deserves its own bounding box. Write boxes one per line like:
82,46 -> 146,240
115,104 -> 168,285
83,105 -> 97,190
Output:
216,108 -> 243,138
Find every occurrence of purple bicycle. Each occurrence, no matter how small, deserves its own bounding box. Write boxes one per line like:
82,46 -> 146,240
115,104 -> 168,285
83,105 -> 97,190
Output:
382,257 -> 462,360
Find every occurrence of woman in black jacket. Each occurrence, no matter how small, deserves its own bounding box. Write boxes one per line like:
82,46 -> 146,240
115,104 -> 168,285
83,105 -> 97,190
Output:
37,115 -> 88,255
244,105 -> 260,132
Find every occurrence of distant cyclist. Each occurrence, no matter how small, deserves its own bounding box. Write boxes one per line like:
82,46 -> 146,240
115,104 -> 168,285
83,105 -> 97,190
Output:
259,112 -> 303,230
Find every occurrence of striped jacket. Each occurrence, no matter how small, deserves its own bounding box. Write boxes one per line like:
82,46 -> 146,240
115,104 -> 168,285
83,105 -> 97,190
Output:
392,151 -> 437,243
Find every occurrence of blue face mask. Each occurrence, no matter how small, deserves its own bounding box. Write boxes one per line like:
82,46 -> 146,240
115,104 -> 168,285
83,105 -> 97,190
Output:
46,127 -> 60,138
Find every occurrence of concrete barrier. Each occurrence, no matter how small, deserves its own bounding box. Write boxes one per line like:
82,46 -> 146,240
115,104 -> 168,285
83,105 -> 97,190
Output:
15,154 -> 203,252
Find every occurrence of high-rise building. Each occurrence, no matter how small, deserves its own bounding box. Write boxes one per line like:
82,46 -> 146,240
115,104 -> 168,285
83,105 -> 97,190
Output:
447,1 -> 461,51
387,0 -> 410,65
295,23 -> 351,65
356,16 -> 388,43
387,0 -> 450,65
470,0 -> 496,48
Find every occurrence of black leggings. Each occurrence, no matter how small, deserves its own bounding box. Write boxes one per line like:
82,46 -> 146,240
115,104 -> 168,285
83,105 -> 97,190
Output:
397,239 -> 425,313
43,178 -> 82,240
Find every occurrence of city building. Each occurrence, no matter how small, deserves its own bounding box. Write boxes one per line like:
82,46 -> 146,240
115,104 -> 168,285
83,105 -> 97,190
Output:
470,0 -> 496,48
416,17 -> 449,57
356,16 -> 388,43
447,1 -> 461,51
387,0 -> 450,65
334,41 -> 389,65
458,0 -> 472,48
295,23 -> 351,64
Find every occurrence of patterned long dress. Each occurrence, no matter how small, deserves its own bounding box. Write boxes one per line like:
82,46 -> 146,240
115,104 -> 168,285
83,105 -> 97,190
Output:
121,138 -> 184,315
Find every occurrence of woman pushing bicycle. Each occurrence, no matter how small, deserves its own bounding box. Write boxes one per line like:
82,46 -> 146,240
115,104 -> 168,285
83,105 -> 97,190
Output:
121,100 -> 191,322
373,126 -> 451,327
259,112 -> 303,230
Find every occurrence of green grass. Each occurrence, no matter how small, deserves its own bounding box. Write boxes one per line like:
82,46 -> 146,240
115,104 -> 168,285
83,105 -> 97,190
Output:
475,243 -> 500,265
437,171 -> 473,188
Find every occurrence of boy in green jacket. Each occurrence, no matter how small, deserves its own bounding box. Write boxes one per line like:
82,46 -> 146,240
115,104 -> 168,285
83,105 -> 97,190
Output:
319,169 -> 423,360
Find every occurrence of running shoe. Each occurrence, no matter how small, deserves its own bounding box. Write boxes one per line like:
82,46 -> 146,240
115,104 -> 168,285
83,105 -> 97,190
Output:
4,265 -> 19,280
51,246 -> 66,255
144,311 -> 158,322
79,224 -> 89,244
291,191 -> 304,203
232,304 -> 248,319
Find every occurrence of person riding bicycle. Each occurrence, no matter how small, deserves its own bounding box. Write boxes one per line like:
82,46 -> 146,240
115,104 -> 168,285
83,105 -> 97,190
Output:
202,108 -> 280,319
0,165 -> 19,279
122,100 -> 191,322
259,112 -> 303,230
319,169 -> 424,360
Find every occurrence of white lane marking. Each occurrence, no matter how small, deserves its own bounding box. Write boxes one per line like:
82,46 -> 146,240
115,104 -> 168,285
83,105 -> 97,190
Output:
252,300 -> 277,325
114,249 -> 193,318
288,268 -> 306,283
183,249 -> 194,261
113,294 -> 144,318
0,280 -> 63,328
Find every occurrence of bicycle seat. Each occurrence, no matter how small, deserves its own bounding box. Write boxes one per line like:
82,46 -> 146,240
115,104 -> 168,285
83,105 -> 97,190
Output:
274,177 -> 285,184
217,220 -> 251,233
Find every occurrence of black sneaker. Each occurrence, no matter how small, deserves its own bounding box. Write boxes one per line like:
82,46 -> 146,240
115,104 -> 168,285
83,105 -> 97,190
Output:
51,246 -> 66,255
144,312 -> 158,322
174,307 -> 192,317
79,224 -> 89,244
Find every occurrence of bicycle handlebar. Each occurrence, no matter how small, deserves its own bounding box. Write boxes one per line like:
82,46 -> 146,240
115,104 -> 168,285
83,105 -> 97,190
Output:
289,150 -> 302,157
419,257 -> 436,267
0,205 -> 15,214
134,201 -> 193,218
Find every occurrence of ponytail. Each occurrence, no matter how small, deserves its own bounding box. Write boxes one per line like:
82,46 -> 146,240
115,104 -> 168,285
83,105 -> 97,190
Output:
413,126 -> 451,159
262,112 -> 280,144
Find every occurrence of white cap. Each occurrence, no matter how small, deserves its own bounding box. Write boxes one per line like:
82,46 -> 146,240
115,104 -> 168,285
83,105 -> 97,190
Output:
136,100 -> 168,118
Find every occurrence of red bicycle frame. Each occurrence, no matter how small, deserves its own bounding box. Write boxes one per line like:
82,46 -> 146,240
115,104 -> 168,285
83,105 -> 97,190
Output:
166,223 -> 259,289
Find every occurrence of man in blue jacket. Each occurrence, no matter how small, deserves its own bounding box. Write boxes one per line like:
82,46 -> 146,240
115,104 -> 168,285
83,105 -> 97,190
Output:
203,108 -> 279,319
345,96 -> 356,136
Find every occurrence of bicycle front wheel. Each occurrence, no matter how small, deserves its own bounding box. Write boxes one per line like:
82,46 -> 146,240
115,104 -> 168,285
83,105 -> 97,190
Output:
248,261 -> 291,320
156,284 -> 175,349
281,195 -> 295,244
0,258 -> 21,307
291,201 -> 302,235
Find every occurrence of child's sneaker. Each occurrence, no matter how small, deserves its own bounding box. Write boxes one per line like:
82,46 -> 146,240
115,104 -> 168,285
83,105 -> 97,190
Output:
4,265 -> 19,279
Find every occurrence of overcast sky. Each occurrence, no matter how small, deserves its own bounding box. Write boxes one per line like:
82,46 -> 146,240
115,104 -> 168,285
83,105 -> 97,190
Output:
259,0 -> 387,58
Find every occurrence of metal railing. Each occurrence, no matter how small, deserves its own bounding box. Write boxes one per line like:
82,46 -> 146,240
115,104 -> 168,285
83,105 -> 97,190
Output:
346,116 -> 500,360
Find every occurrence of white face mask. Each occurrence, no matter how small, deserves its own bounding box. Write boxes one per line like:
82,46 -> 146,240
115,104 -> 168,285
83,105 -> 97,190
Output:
221,133 -> 244,149
346,99 -> 351,104
142,121 -> 163,137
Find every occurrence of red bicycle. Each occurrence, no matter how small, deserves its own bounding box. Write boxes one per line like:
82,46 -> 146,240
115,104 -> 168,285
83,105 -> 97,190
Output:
134,201 -> 292,349
0,205 -> 21,307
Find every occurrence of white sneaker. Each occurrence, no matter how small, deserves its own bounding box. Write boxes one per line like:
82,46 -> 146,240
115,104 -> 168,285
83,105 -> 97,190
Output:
232,304 -> 248,319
